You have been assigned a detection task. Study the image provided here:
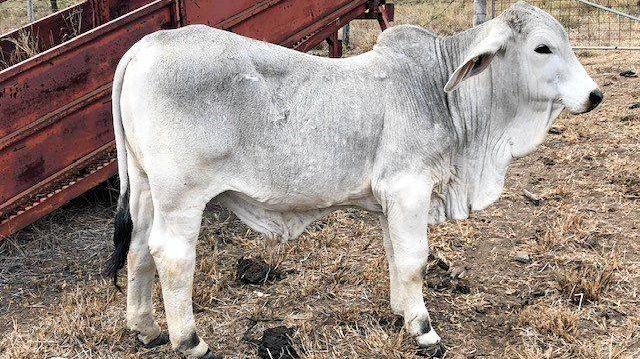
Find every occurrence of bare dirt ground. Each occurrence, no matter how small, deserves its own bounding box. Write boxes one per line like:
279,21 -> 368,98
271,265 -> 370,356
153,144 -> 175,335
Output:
1,1 -> 639,359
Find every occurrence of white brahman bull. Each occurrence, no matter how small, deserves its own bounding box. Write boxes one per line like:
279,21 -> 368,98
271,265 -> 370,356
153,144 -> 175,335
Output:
105,3 -> 601,357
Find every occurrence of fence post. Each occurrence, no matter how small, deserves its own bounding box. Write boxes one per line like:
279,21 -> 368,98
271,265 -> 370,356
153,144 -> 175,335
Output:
342,24 -> 350,48
26,0 -> 35,22
474,0 -> 487,25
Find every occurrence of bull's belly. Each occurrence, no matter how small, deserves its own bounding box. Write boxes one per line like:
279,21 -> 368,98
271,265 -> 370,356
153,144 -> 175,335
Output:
214,188 -> 381,241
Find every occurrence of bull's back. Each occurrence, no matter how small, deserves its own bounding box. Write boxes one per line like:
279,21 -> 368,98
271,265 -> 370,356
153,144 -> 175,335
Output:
121,25 -> 387,207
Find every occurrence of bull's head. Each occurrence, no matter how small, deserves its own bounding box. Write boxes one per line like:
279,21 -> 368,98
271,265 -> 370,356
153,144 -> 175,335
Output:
445,2 -> 602,117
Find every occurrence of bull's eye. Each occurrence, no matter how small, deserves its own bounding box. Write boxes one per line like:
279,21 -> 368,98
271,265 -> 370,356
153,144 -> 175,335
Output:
534,44 -> 552,54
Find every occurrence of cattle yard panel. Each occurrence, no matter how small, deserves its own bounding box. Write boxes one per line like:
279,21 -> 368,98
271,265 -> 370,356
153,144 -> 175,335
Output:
0,0 -> 181,237
0,0 -> 394,238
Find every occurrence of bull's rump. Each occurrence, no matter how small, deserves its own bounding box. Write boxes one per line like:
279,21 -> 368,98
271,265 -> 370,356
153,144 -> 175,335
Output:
119,25 -> 387,210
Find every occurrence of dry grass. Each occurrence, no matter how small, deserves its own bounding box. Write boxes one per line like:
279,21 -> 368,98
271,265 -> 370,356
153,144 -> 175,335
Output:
1,1 -> 640,359
0,28 -> 39,69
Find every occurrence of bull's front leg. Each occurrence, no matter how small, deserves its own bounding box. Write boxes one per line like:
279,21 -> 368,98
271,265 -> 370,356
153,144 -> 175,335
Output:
379,215 -> 403,315
377,176 -> 442,348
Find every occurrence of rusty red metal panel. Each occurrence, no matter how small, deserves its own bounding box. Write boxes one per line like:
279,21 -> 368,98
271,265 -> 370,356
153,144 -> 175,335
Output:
0,0 -> 392,239
181,0 -> 271,26
0,0 -> 180,237
0,86 -> 113,207
378,3 -> 395,29
0,159 -> 117,238
0,1 -> 176,138
326,32 -> 342,58
90,0 -> 156,25
292,1 -> 369,53
242,0 -> 366,46
281,0 -> 367,49
184,0 -> 367,44
357,1 -> 395,29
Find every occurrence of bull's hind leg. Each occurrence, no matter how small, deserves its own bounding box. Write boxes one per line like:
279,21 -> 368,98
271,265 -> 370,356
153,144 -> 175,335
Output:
147,190 -> 215,358
126,165 -> 167,347
377,176 -> 442,348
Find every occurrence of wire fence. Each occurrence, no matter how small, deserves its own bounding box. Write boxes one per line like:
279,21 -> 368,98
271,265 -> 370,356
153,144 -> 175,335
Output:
489,0 -> 640,49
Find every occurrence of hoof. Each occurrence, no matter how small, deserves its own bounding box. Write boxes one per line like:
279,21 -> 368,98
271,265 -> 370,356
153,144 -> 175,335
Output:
417,341 -> 446,358
139,332 -> 170,349
198,348 -> 222,359
416,328 -> 441,347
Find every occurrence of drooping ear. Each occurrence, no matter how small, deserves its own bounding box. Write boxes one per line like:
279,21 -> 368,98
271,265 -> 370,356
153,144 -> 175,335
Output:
444,24 -> 511,93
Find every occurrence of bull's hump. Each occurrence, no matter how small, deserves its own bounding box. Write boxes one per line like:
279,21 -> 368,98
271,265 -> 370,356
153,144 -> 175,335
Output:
376,25 -> 437,49
374,25 -> 439,68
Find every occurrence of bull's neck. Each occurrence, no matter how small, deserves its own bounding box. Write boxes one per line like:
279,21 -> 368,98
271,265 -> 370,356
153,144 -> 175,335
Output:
437,24 -> 502,150
433,25 -> 524,218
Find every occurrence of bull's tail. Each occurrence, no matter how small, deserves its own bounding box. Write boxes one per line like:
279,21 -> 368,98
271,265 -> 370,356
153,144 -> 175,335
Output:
104,44 -> 139,291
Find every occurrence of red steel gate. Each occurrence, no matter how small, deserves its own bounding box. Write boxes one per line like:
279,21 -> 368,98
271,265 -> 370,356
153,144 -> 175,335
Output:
0,0 -> 394,238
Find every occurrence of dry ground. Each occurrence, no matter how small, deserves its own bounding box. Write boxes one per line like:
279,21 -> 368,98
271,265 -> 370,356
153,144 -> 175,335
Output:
1,1 -> 639,358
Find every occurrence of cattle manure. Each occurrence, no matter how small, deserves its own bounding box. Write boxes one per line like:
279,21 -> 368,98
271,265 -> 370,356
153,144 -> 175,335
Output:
258,326 -> 298,359
548,126 -> 564,135
236,257 -> 283,285
619,70 -> 637,78
428,252 -> 450,271
514,251 -> 531,264
427,275 -> 471,294
417,342 -> 447,358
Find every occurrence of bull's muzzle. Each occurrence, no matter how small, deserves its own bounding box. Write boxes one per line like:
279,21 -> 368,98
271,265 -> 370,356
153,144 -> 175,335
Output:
586,89 -> 603,112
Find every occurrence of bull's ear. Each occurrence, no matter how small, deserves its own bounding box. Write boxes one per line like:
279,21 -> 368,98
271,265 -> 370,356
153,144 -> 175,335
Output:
444,24 -> 510,93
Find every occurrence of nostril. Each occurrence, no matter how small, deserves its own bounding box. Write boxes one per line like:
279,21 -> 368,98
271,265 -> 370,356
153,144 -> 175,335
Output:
589,89 -> 603,108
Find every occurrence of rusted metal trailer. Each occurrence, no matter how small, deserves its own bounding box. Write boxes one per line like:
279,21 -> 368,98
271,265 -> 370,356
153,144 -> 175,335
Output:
0,0 -> 394,238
